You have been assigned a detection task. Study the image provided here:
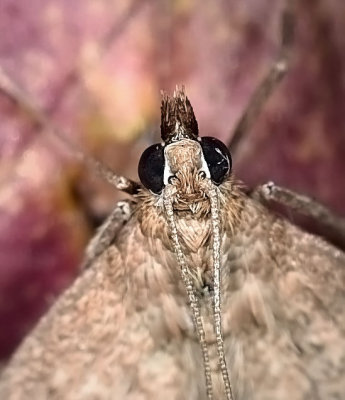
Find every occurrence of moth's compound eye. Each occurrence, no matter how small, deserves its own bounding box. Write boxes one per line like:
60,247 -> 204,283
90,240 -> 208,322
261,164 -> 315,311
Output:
138,143 -> 165,194
200,136 -> 232,185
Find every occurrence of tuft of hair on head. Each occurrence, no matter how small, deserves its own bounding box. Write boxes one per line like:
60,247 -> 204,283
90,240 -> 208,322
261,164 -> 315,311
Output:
160,86 -> 199,144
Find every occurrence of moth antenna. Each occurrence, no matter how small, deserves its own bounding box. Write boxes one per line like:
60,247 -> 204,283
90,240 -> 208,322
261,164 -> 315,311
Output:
163,190 -> 213,400
207,186 -> 234,400
0,66 -> 140,195
228,0 -> 295,153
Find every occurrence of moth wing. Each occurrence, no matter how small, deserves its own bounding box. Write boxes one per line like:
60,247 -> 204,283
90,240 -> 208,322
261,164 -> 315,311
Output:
227,203 -> 345,399
0,215 -> 199,400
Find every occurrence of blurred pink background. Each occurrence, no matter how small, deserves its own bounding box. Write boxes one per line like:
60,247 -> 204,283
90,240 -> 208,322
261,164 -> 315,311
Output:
0,0 -> 345,360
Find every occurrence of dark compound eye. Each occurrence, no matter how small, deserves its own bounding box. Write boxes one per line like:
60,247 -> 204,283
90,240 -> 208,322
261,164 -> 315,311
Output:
200,136 -> 232,185
138,143 -> 165,194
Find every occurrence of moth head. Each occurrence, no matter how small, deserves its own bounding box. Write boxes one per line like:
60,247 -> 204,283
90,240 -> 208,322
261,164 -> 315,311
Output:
138,87 -> 232,202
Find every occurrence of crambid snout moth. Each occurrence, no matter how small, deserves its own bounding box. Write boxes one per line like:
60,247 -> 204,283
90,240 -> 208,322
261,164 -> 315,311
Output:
1,1 -> 345,399
0,87 -> 345,400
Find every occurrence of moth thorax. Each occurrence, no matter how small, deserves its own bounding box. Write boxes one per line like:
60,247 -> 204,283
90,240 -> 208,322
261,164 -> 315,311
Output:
163,184 -> 234,400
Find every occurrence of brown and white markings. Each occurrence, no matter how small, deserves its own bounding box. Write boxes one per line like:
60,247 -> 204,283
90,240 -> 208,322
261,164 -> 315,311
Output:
0,87 -> 345,400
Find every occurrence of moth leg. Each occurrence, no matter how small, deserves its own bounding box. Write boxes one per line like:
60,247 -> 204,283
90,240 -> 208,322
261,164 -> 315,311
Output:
252,181 -> 345,248
228,0 -> 295,153
82,200 -> 134,269
0,66 -> 140,195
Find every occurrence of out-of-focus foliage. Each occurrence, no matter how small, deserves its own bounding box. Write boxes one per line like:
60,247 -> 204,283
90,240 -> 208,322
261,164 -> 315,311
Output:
0,0 -> 344,359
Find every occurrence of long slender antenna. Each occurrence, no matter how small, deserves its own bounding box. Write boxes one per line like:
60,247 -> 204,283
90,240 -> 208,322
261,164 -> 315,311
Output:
163,190 -> 213,400
207,186 -> 234,400
228,0 -> 295,154
0,66 -> 140,195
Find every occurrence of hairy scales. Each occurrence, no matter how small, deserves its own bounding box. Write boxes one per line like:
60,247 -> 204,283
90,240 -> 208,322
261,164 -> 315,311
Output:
1,176 -> 345,400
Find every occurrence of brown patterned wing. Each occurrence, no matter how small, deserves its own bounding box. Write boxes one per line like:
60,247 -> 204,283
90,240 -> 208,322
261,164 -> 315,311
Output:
222,199 -> 345,399
1,194 -> 345,400
0,213 -> 206,400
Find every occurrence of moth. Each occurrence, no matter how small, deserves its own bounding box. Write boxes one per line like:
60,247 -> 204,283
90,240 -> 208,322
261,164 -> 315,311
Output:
0,85 -> 345,400
1,3 -> 345,400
